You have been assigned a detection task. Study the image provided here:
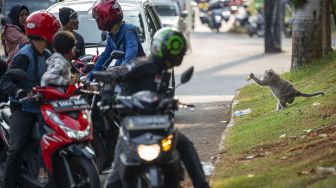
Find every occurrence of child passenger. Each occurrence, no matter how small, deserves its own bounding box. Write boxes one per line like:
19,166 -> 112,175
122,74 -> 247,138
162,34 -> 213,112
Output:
38,31 -> 77,183
41,31 -> 77,89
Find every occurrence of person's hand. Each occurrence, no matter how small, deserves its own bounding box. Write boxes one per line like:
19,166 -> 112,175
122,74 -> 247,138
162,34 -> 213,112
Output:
15,89 -> 33,99
68,74 -> 79,85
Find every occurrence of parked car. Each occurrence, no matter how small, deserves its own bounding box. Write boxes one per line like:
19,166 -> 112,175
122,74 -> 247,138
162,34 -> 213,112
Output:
153,0 -> 187,33
47,0 -> 162,56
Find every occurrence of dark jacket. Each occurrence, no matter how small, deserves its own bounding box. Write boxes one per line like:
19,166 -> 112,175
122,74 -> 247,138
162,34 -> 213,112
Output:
74,31 -> 85,59
109,57 -> 166,95
0,44 -> 50,112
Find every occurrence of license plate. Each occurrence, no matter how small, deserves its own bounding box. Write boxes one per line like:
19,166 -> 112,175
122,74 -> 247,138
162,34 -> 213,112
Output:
122,115 -> 171,130
51,98 -> 90,112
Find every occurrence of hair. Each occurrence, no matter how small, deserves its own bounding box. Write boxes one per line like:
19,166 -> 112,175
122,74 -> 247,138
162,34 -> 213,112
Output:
52,31 -> 75,55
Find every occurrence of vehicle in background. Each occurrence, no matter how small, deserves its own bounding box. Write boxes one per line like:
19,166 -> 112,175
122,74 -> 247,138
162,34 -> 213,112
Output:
208,8 -> 222,32
175,0 -> 196,30
1,0 -> 61,24
47,0 -> 162,56
153,0 -> 188,33
282,0 -> 293,38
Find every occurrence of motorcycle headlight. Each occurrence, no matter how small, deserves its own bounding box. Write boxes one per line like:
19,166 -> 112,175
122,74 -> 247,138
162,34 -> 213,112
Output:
46,110 -> 91,140
62,125 -> 91,140
137,144 -> 160,161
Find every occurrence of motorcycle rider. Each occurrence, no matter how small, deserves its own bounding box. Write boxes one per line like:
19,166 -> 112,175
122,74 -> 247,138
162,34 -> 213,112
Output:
87,0 -> 145,80
103,27 -> 210,188
0,11 -> 60,188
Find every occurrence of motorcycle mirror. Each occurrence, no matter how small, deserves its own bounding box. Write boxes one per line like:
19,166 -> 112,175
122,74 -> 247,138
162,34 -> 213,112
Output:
101,31 -> 107,41
4,69 -> 29,81
180,66 -> 194,84
110,50 -> 125,59
175,66 -> 194,89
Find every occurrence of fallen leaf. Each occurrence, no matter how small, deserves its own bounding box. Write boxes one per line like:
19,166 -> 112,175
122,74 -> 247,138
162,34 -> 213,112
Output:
247,174 -> 254,178
318,134 -> 328,138
297,170 -> 310,176
304,129 -> 312,134
279,134 -> 287,138
246,155 -> 255,160
281,156 -> 288,160
313,102 -> 321,106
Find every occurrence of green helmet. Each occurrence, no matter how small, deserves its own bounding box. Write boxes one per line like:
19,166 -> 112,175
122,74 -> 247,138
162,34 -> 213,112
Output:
151,27 -> 188,68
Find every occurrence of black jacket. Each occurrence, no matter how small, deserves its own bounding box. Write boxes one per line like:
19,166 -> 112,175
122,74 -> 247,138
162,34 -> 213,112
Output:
106,57 -> 166,95
74,31 -> 85,59
0,44 -> 50,97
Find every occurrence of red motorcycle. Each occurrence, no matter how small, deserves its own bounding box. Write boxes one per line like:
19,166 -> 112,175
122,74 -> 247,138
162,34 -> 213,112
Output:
0,70 -> 100,188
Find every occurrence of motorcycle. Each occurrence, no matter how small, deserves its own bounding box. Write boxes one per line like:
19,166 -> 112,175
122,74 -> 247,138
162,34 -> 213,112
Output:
247,13 -> 265,37
78,50 -> 125,173
221,7 -> 231,22
199,9 -> 209,25
208,8 -> 222,32
93,66 -> 195,187
0,69 -> 100,188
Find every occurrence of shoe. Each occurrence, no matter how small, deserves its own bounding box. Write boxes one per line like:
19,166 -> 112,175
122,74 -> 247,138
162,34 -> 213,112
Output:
38,168 -> 49,184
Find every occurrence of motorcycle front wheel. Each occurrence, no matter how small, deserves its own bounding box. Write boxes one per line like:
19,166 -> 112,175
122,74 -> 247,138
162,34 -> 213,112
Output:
69,157 -> 100,188
55,156 -> 100,188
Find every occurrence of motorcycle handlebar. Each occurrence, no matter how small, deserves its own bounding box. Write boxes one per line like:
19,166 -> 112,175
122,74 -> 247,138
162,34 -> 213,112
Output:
19,93 -> 43,102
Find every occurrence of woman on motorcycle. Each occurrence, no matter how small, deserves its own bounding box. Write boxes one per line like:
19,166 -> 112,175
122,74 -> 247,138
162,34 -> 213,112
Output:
0,11 -> 60,188
2,4 -> 30,64
103,27 -> 210,188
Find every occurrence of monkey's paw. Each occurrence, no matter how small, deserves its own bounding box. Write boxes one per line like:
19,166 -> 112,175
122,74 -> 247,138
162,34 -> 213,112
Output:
246,73 -> 254,81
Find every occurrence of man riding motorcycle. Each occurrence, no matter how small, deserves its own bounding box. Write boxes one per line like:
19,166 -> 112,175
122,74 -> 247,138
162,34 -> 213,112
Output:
87,0 -> 145,80
103,27 -> 210,188
0,11 -> 60,188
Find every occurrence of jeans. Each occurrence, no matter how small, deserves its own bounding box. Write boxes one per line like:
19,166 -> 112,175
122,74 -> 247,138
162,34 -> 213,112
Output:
3,108 -> 37,188
103,132 -> 210,188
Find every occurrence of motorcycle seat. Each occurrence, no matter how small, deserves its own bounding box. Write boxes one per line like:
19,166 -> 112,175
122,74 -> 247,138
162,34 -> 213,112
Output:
1,106 -> 11,125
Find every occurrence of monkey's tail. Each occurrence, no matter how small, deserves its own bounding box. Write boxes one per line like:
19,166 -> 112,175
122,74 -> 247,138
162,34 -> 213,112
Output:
296,91 -> 324,97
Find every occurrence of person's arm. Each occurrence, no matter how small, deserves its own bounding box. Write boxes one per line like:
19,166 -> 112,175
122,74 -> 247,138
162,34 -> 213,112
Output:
0,55 -> 29,96
120,29 -> 139,66
5,26 -> 29,45
88,38 -> 113,80
41,58 -> 69,86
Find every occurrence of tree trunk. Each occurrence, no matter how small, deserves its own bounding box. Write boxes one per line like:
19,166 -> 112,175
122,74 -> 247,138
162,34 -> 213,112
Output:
291,0 -> 323,68
264,0 -> 282,53
322,0 -> 331,54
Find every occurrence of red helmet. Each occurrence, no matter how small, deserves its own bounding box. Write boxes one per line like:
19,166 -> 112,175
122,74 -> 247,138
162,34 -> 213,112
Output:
92,0 -> 123,31
25,11 -> 61,43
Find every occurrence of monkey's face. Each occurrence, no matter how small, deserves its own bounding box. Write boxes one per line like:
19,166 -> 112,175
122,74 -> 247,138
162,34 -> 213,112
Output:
262,69 -> 277,83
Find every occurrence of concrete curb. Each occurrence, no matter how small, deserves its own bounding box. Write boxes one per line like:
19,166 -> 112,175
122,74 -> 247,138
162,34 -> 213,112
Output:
209,92 -> 240,186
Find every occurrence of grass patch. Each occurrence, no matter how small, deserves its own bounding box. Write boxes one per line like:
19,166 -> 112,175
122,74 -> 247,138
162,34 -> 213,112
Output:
212,53 -> 336,187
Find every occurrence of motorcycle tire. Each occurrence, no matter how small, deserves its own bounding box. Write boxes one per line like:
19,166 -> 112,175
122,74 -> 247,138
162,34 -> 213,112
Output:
91,132 -> 111,172
55,156 -> 100,188
70,157 -> 100,188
